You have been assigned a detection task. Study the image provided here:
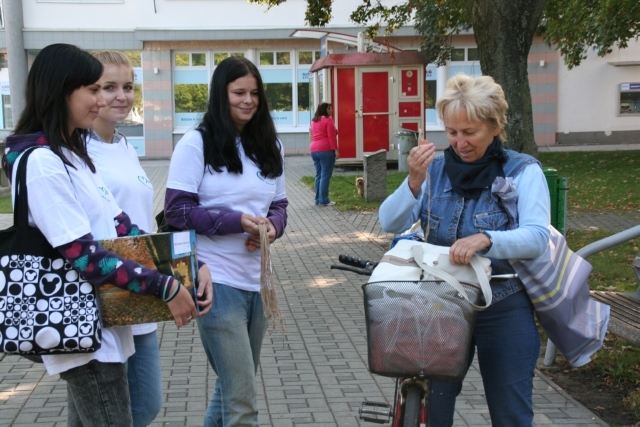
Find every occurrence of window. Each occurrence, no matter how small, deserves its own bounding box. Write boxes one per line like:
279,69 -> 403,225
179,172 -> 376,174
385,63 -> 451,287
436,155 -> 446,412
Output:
450,48 -> 465,62
173,52 -> 210,127
213,52 -> 244,66
449,46 -> 482,78
298,51 -> 321,65
2,94 -> 12,129
118,51 -> 144,137
118,51 -> 145,155
174,52 -> 207,67
259,51 -> 294,126
619,83 -> 640,115
0,53 -> 11,129
296,51 -> 318,125
425,66 -> 438,124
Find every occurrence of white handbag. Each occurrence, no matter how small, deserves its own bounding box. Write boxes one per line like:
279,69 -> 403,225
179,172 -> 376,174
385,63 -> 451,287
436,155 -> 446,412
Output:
368,239 -> 493,310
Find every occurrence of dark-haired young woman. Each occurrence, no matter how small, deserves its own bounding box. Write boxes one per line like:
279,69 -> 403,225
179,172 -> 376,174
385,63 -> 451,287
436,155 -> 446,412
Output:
164,56 -> 288,426
309,102 -> 338,206
3,44 -> 209,426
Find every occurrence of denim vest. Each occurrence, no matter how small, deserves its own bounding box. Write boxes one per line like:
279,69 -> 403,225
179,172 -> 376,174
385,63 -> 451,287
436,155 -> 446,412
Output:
420,149 -> 540,303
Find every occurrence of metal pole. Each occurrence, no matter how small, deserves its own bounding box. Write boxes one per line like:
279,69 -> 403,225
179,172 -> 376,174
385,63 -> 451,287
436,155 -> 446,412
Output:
4,0 -> 28,126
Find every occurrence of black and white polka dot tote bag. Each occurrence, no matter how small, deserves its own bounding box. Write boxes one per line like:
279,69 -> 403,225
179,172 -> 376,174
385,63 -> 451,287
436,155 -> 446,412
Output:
0,147 -> 102,357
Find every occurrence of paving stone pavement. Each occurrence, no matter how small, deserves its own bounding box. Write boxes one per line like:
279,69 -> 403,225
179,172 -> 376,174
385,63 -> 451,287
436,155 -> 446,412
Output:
3,154 -> 634,426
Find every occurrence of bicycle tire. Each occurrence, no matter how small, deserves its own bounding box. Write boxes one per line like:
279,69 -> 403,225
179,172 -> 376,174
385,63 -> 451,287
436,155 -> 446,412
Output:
402,385 -> 421,427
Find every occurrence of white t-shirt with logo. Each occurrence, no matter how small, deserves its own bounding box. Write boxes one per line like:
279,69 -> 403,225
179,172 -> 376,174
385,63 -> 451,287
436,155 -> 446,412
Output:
12,146 -> 134,375
166,129 -> 286,292
86,134 -> 157,336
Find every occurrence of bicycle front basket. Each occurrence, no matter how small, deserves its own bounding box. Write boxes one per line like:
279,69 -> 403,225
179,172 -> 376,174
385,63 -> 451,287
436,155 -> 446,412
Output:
362,280 -> 480,381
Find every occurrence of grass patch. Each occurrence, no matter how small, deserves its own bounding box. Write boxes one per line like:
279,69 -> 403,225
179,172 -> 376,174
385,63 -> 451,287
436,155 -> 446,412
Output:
303,151 -> 640,213
0,194 -> 12,214
302,153 -> 640,418
538,151 -> 640,211
301,172 -> 408,211
566,229 -> 640,293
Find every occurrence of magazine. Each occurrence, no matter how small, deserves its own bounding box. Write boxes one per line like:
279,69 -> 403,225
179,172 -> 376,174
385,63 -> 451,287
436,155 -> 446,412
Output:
98,230 -> 197,327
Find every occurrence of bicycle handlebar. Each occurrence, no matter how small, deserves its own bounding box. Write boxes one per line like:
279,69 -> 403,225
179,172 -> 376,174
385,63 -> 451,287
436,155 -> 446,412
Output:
332,254 -> 518,280
338,255 -> 378,270
330,264 -> 374,276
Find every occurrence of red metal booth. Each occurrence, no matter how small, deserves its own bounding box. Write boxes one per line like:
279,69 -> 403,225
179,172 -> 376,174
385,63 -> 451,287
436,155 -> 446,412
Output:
309,51 -> 429,163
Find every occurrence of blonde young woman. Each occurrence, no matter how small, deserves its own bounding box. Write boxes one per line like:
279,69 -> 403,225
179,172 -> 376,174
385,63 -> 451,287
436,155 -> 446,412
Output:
86,51 -> 212,426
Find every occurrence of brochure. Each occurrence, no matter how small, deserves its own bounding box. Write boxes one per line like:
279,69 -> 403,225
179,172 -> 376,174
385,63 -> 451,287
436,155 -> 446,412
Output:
98,230 -> 197,327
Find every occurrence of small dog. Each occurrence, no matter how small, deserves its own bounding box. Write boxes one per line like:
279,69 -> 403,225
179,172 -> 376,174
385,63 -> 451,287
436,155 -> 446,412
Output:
355,177 -> 365,198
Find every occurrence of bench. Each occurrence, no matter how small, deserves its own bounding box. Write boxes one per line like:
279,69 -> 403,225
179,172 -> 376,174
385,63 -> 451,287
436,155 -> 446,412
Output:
590,247 -> 640,346
543,225 -> 640,365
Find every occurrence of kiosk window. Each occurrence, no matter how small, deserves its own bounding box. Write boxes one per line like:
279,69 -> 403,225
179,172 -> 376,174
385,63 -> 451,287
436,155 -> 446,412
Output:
619,83 -> 640,115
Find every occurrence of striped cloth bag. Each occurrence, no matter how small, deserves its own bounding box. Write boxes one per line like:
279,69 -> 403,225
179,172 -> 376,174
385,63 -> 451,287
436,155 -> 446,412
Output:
510,226 -> 610,367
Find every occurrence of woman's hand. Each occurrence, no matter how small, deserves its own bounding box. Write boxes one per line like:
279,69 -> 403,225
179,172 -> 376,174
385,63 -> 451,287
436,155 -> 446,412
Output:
407,139 -> 436,197
245,217 -> 276,252
195,264 -> 213,315
335,150 -> 340,160
166,280 -> 199,327
449,233 -> 492,265
241,213 -> 261,235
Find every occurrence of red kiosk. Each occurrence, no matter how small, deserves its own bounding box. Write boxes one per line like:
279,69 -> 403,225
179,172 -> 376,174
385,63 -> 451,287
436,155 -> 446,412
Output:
309,51 -> 429,163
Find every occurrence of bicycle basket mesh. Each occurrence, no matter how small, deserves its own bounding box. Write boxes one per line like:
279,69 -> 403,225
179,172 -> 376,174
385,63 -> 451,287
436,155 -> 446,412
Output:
362,281 -> 481,381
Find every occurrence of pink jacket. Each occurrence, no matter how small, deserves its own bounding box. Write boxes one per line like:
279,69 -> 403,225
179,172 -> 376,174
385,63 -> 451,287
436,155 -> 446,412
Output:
310,116 -> 338,153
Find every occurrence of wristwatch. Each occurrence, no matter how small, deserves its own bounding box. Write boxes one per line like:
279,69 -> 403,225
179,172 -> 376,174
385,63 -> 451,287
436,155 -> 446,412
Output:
480,230 -> 493,250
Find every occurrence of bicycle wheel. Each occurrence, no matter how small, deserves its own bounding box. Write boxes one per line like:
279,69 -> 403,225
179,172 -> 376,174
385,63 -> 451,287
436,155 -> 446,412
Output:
402,385 -> 421,427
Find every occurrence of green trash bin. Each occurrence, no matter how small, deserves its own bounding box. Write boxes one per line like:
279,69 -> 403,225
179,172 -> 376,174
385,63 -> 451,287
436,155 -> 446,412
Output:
542,167 -> 568,235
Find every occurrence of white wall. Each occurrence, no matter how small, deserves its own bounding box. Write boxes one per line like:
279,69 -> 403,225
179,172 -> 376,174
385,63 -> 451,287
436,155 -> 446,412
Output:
558,40 -> 640,134
21,0 -> 403,31
22,0 -> 138,30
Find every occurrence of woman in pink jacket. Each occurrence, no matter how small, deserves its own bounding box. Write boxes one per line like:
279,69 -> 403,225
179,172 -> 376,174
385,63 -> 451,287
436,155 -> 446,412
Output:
310,102 -> 339,206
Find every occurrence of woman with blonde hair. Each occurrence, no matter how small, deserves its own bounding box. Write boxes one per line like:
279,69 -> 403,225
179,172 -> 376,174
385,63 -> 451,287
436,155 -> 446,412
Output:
379,74 -> 550,426
86,50 -> 212,426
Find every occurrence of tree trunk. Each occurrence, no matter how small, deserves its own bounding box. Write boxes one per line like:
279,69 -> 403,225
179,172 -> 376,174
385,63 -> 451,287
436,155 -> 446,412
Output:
471,0 -> 546,156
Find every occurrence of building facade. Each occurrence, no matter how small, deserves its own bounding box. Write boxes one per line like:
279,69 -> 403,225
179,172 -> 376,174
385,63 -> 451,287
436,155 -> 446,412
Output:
0,0 -> 638,157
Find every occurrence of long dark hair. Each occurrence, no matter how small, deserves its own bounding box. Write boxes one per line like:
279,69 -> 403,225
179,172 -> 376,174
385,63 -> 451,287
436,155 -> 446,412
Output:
312,102 -> 331,122
12,44 -> 103,172
198,56 -> 283,178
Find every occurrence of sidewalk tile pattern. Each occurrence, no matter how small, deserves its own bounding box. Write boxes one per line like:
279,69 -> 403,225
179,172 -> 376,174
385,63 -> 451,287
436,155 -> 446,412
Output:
0,155 -> 618,426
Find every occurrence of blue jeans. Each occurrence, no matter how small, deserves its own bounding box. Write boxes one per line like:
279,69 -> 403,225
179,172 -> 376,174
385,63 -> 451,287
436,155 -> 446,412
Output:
311,150 -> 336,205
428,290 -> 540,427
197,283 -> 268,427
60,360 -> 133,427
128,331 -> 162,427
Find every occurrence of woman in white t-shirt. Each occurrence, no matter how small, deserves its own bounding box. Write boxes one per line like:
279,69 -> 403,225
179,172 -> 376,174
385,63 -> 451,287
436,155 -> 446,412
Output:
86,51 -> 209,427
165,56 -> 288,427
3,44 -> 211,427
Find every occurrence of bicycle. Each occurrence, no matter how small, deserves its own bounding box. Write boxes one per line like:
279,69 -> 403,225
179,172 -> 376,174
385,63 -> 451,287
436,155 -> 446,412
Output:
331,254 -> 517,427
331,255 -> 428,427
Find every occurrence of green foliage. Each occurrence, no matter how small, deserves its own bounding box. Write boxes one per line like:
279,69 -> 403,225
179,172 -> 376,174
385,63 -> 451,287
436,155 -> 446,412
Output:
351,0 -> 471,66
538,151 -> 640,211
174,84 -> 208,113
543,0 -> 640,69
247,0 -> 333,27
